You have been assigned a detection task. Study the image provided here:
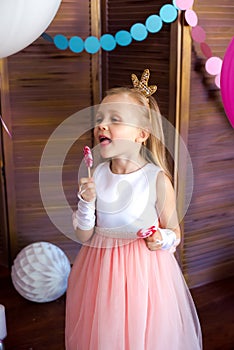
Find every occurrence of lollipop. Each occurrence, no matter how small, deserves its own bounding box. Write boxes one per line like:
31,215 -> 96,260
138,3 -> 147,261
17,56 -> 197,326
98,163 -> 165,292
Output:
83,146 -> 93,178
137,224 -> 164,245
137,225 -> 157,238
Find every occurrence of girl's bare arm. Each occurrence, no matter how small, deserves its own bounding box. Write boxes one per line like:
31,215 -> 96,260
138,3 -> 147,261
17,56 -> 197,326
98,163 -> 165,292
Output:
145,171 -> 181,251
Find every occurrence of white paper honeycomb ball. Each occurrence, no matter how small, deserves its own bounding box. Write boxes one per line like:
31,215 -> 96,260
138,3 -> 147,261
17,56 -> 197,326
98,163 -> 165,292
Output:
11,242 -> 71,303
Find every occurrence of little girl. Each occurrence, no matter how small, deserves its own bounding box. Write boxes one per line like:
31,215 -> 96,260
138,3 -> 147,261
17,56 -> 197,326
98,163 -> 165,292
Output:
66,69 -> 202,349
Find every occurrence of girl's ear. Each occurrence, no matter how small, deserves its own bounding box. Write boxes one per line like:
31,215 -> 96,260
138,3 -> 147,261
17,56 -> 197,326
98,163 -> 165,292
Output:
136,128 -> 150,143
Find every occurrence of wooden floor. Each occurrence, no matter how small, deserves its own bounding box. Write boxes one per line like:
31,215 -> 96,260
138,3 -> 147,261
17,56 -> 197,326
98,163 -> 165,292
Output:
0,266 -> 233,350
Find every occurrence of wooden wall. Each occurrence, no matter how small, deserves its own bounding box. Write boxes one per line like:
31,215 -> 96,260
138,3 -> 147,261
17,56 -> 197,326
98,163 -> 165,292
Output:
0,0 -> 94,263
182,0 -> 234,286
102,0 -> 173,119
0,130 -> 9,265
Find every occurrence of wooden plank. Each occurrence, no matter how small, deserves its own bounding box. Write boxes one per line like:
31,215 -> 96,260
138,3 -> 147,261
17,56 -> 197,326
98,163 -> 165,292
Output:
1,0 -> 94,263
0,59 -> 18,261
183,0 -> 234,287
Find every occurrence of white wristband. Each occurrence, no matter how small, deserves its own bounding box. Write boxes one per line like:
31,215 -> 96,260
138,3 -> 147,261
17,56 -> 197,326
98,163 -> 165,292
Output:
157,228 -> 177,251
72,196 -> 96,231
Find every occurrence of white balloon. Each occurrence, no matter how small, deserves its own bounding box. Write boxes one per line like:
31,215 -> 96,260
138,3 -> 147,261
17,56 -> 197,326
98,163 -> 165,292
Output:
0,0 -> 62,58
11,242 -> 71,303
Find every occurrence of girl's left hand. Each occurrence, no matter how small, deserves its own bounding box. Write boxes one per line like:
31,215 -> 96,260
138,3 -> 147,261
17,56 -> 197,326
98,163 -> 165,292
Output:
144,230 -> 163,251
78,177 -> 96,202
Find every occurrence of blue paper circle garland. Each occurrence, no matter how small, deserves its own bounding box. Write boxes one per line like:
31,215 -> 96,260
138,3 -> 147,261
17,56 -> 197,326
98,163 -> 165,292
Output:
145,15 -> 163,33
69,36 -> 84,53
100,34 -> 116,51
47,2 -> 179,54
54,34 -> 69,50
130,23 -> 148,41
35,0 -> 229,94
84,36 -> 100,54
159,4 -> 178,23
115,30 -> 132,47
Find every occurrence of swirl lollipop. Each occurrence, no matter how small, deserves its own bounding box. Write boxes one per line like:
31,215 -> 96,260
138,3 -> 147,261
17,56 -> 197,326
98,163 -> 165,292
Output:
83,146 -> 93,178
137,224 -> 165,246
137,225 -> 157,238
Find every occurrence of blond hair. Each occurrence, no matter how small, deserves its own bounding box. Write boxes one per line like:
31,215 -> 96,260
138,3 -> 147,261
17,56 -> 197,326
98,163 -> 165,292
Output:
105,87 -> 171,180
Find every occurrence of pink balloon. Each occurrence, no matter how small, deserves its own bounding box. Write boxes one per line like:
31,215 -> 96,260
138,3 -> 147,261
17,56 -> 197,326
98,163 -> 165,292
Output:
205,56 -> 223,76
191,26 -> 206,43
185,9 -> 198,27
220,37 -> 234,128
176,0 -> 194,10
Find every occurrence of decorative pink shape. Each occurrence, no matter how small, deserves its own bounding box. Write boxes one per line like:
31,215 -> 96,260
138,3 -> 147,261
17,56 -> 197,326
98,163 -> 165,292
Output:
200,42 -> 213,58
191,25 -> 206,43
220,37 -> 234,128
185,9 -> 198,27
175,0 -> 194,10
215,74 -> 221,89
205,56 -> 223,76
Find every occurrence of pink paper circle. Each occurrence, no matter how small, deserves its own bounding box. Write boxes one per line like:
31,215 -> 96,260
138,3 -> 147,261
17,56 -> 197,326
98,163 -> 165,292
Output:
200,42 -> 213,58
185,9 -> 198,27
176,0 -> 194,10
220,37 -> 234,128
191,26 -> 206,43
205,56 -> 223,76
215,74 -> 221,89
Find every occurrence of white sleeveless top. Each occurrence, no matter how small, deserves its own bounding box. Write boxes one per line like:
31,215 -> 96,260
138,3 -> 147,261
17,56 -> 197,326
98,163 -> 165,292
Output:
93,162 -> 162,234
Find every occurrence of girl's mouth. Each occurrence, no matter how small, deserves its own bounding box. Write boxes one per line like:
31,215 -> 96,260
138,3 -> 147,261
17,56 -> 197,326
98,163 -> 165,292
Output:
99,136 -> 112,145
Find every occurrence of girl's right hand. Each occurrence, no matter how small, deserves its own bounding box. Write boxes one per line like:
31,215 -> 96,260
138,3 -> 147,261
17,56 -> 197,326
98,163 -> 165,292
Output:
78,177 -> 96,202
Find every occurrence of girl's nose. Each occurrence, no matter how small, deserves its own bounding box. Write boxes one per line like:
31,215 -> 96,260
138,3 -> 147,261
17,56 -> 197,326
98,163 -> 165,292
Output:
98,123 -> 109,130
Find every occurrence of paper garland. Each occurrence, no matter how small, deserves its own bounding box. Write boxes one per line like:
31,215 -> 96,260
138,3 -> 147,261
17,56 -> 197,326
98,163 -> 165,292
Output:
177,0 -> 233,127
0,0 -> 230,141
44,3 -> 178,54
43,0 -> 224,90
176,0 -> 224,89
41,1 -> 233,127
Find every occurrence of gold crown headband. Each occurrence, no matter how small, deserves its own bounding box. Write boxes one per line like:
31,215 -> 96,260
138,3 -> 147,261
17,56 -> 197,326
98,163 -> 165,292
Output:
131,69 -> 157,99
131,69 -> 157,124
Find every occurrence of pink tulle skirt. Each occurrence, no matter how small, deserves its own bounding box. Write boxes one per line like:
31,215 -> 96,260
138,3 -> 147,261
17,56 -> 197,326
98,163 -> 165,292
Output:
65,230 -> 202,350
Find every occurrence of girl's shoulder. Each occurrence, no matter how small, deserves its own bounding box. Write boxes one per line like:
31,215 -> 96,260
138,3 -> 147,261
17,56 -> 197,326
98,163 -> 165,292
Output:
144,162 -> 163,178
144,163 -> 173,189
145,162 -> 161,172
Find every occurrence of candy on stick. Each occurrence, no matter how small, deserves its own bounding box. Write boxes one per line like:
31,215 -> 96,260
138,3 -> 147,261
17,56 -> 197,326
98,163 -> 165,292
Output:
83,146 -> 93,178
137,225 -> 157,238
136,223 -> 163,244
